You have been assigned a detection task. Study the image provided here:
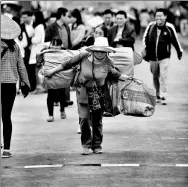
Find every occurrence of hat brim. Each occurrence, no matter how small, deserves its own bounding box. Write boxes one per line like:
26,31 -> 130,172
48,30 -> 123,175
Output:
134,52 -> 142,65
86,46 -> 116,53
1,15 -> 21,40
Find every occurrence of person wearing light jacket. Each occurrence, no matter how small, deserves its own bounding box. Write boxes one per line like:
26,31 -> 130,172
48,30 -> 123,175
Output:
142,8 -> 183,105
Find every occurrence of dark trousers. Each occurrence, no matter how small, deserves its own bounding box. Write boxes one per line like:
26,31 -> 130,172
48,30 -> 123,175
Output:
28,64 -> 36,91
1,83 -> 16,150
80,109 -> 103,150
55,87 -> 71,104
65,87 -> 70,101
47,88 -> 66,116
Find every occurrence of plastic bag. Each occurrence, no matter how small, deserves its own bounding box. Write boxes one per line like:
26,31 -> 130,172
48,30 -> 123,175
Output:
120,78 -> 156,117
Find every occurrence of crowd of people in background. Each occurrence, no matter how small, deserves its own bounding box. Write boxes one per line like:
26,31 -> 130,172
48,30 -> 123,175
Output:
1,4 -> 184,157
1,5 -> 185,96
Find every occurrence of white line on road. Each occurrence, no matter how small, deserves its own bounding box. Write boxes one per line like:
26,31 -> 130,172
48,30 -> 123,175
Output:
24,164 -> 63,169
178,138 -> 188,140
175,164 -> 188,167
161,137 -> 188,140
101,164 -> 140,167
161,137 -> 176,140
20,163 -> 188,169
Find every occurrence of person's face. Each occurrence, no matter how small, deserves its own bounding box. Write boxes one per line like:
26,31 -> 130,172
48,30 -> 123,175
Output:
93,51 -> 107,60
116,14 -> 127,27
103,13 -> 113,25
61,12 -> 71,24
94,27 -> 104,38
21,14 -> 30,24
50,44 -> 61,49
69,15 -> 76,24
155,11 -> 167,26
47,17 -> 56,26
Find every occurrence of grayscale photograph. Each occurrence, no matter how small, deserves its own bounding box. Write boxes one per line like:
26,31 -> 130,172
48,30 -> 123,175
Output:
1,1 -> 188,186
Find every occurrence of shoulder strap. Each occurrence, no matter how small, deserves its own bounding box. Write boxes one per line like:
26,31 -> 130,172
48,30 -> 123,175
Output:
148,23 -> 155,42
1,48 -> 8,59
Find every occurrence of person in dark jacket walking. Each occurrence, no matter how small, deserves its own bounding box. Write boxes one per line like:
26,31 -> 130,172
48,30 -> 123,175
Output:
108,10 -> 136,50
142,8 -> 183,105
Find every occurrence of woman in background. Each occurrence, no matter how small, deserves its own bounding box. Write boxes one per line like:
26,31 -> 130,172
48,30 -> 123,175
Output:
29,11 -> 45,94
70,9 -> 86,50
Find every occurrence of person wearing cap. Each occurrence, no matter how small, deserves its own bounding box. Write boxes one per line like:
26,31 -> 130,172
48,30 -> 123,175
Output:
44,37 -> 130,155
1,15 -> 30,158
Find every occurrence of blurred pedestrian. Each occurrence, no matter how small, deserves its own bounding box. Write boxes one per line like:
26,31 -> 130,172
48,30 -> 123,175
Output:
81,25 -> 108,47
44,37 -> 130,155
45,12 -> 57,28
45,7 -> 73,107
129,7 -> 140,36
20,11 -> 35,90
102,9 -> 114,31
1,15 -> 30,158
70,8 -> 86,50
29,11 -> 45,94
41,36 -> 67,122
139,9 -> 151,38
12,16 -> 28,94
142,8 -> 183,105
108,10 -> 136,50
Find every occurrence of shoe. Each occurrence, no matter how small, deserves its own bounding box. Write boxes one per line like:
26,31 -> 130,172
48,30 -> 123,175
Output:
93,148 -> 103,154
77,128 -> 81,134
81,148 -> 90,155
47,116 -> 54,122
2,151 -> 12,158
54,102 -> 59,106
161,97 -> 167,105
103,112 -> 113,117
60,111 -> 66,119
16,89 -> 21,94
65,100 -> 74,106
156,96 -> 161,103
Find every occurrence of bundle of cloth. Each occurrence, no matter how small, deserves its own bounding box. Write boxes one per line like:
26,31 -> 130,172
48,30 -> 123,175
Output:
37,48 -> 80,89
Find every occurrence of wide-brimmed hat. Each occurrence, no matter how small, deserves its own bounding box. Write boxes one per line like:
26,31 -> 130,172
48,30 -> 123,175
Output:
1,14 -> 21,40
86,37 -> 116,53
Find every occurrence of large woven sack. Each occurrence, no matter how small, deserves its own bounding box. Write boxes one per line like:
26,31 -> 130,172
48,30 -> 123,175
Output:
38,49 -> 80,89
109,47 -> 134,76
43,69 -> 75,89
119,78 -> 156,117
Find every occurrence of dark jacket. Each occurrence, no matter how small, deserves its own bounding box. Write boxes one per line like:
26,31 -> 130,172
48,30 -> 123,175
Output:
143,21 -> 183,61
108,22 -> 136,50
20,24 -> 32,65
45,22 -> 72,49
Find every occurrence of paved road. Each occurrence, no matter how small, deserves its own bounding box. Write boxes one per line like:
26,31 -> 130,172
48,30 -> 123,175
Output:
1,40 -> 188,187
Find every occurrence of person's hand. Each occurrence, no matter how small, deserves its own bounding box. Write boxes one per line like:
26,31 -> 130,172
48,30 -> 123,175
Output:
119,74 -> 131,81
21,82 -> 25,86
43,69 -> 54,77
178,53 -> 183,60
20,82 -> 30,98
114,37 -> 119,42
